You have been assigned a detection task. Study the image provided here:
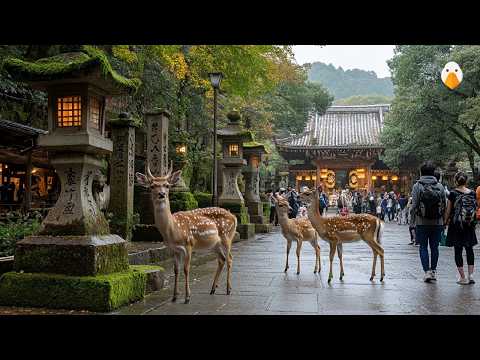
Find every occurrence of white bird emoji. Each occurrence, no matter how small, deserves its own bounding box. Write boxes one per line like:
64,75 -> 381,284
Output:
441,61 -> 463,90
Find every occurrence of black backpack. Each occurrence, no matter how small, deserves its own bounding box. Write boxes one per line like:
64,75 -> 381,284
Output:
417,181 -> 444,219
453,191 -> 477,229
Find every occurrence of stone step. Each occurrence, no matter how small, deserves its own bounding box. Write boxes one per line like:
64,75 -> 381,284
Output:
128,246 -> 171,265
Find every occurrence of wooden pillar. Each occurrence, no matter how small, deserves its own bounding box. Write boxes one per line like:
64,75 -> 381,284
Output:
366,166 -> 372,192
24,151 -> 32,211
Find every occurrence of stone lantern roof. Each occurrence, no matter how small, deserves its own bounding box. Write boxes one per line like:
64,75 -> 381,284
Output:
243,141 -> 269,154
217,111 -> 254,142
3,45 -> 141,95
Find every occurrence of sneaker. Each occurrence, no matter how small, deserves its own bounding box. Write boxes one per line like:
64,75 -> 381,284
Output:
431,270 -> 437,281
457,277 -> 469,285
468,274 -> 475,284
424,271 -> 432,283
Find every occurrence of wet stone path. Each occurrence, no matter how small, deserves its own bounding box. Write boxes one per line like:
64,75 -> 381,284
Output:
112,220 -> 480,315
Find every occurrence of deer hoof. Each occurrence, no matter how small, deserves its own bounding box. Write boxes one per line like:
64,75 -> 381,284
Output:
380,276 -> 385,282
210,289 -> 216,295
296,271 -> 300,275
184,298 -> 190,304
172,296 -> 177,302
284,268 -> 288,273
227,289 -> 231,295
328,278 -> 332,284
370,276 -> 374,281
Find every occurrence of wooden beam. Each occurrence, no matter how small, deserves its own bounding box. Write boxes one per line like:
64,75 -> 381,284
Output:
24,151 -> 32,212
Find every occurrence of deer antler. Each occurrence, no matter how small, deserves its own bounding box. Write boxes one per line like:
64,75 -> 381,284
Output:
146,162 -> 154,180
166,160 -> 173,177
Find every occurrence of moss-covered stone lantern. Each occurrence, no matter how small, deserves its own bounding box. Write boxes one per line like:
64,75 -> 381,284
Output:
217,111 -> 255,240
243,141 -> 271,233
0,46 -> 147,312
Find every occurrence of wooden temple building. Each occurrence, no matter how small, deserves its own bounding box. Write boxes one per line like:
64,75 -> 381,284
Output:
275,104 -> 415,196
0,119 -> 58,213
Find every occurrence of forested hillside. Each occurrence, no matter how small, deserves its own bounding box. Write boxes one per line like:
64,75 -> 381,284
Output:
307,62 -> 393,100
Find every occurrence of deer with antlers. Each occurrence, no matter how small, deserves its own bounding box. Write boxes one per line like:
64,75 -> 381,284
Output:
136,164 -> 237,304
299,188 -> 385,283
274,193 -> 321,274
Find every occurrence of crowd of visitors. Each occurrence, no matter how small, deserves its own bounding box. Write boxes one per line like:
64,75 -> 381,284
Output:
266,160 -> 478,286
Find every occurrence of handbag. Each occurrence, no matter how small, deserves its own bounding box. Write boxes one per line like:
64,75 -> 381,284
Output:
440,229 -> 447,246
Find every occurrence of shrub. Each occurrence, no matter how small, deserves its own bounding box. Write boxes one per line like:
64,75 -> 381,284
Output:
0,211 -> 42,257
193,191 -> 213,208
169,191 -> 198,213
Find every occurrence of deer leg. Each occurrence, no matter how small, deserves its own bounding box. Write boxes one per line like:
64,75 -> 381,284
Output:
296,240 -> 303,275
328,242 -> 337,284
370,251 -> 378,281
311,240 -> 320,273
337,243 -> 344,280
172,253 -> 180,302
284,240 -> 292,272
226,248 -> 233,295
183,245 -> 192,304
210,246 -> 226,295
379,247 -> 385,281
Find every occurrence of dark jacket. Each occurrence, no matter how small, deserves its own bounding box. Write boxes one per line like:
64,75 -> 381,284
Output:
410,175 -> 446,226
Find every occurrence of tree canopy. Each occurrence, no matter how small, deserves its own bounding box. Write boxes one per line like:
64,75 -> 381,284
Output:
381,45 -> 480,180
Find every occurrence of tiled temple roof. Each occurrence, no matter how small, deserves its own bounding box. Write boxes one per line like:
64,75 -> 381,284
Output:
276,104 -> 390,149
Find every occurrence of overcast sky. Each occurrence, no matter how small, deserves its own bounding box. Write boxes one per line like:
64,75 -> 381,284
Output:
292,45 -> 396,78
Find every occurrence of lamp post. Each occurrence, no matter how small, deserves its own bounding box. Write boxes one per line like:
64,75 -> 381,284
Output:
209,72 -> 223,206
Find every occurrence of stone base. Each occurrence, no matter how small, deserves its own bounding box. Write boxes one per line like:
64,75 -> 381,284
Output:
14,235 -> 129,277
233,232 -> 241,243
254,224 -> 272,233
128,246 -> 171,265
246,202 -> 263,216
130,265 -> 166,293
132,224 -> 163,242
249,215 -> 267,224
237,224 -> 255,240
0,268 -> 146,312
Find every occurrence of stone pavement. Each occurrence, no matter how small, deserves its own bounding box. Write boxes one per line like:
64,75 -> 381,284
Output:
112,219 -> 480,315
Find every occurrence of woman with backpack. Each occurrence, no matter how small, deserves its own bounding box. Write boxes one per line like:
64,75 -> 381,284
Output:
444,171 -> 477,285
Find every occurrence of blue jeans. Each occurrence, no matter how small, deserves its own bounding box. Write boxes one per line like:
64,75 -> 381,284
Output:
416,225 -> 442,272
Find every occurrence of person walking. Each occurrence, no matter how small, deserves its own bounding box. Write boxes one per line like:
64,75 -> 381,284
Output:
317,185 -> 328,216
380,195 -> 388,221
444,172 -> 477,285
397,193 -> 407,225
268,190 -> 278,226
407,195 -> 417,245
287,186 -> 299,219
411,161 -> 446,283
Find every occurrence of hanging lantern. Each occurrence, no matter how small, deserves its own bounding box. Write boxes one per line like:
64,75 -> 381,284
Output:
305,175 -> 311,181
312,175 -> 317,181
382,175 -> 389,181
372,175 -> 377,180
296,175 -> 302,181
392,175 -> 398,181
357,172 -> 365,179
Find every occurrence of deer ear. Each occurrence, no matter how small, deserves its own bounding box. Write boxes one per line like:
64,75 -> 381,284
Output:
168,170 -> 182,186
136,172 -> 150,188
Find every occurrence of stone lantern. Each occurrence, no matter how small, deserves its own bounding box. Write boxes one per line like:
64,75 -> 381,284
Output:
217,111 -> 255,240
170,130 -> 189,192
0,46 -> 147,312
243,141 -> 271,233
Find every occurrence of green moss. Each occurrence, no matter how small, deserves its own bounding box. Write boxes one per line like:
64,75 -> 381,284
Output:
193,192 -> 213,208
14,239 -> 129,276
3,45 -> 141,93
169,191 -> 198,213
0,269 -> 145,312
243,141 -> 269,153
130,265 -> 164,273
221,203 -> 249,224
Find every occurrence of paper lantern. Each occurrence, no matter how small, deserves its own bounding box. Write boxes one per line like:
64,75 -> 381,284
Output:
392,175 -> 398,181
312,175 -> 317,181
296,175 -> 302,181
382,175 -> 388,181
372,175 -> 377,180
305,175 -> 311,181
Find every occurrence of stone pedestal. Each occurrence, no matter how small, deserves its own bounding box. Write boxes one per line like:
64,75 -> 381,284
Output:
109,115 -> 137,240
243,167 -> 270,233
219,160 -> 246,206
39,153 -> 110,236
134,110 -> 170,242
15,235 -> 129,276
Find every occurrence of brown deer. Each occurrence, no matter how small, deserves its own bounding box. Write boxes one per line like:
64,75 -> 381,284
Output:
299,188 -> 384,283
274,194 -> 321,274
136,165 -> 237,304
